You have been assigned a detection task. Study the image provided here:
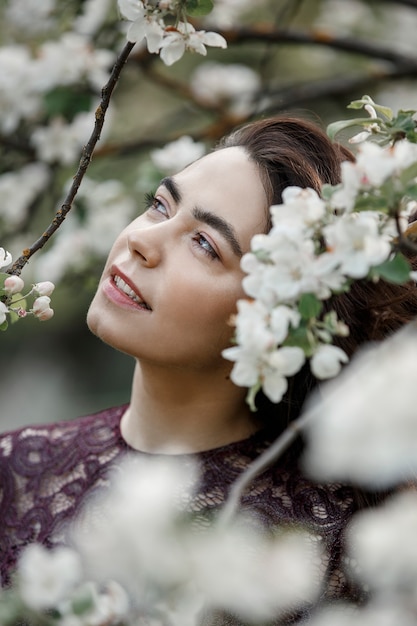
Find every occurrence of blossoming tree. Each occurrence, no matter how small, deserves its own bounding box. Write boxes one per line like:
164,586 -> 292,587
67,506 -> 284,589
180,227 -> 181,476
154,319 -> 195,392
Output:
2,1 -> 417,625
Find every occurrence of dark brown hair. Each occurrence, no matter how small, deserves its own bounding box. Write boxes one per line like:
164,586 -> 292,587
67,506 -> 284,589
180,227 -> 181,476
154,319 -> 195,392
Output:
219,115 -> 417,428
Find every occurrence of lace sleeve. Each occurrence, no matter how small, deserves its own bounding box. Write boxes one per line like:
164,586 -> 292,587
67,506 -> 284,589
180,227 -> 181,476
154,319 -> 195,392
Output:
0,406 -> 128,586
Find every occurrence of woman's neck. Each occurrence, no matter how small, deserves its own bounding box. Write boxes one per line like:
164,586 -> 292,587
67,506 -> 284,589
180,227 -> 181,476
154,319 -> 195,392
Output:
120,361 -> 259,454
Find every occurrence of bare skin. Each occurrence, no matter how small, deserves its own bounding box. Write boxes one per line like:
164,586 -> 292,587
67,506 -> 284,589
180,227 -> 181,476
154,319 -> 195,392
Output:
87,147 -> 268,453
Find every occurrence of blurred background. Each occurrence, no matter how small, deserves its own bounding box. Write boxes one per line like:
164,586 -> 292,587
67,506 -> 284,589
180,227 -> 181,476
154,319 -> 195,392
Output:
1,0 -> 417,430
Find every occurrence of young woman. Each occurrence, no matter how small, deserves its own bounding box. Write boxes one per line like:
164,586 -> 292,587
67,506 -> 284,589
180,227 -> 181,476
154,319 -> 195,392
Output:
1,116 -> 416,622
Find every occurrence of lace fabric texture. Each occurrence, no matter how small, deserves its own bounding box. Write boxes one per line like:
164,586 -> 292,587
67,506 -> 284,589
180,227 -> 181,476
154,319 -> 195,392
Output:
0,404 -> 360,621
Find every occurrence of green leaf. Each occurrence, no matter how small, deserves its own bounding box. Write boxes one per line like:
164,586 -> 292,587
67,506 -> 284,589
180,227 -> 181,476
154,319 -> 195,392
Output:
298,293 -> 323,320
403,183 -> 417,201
372,252 -> 411,284
348,95 -> 393,120
186,0 -> 214,16
0,319 -> 8,331
283,325 -> 313,355
326,117 -> 379,142
347,95 -> 376,110
388,111 -> 416,135
400,161 -> 417,186
353,193 -> 389,213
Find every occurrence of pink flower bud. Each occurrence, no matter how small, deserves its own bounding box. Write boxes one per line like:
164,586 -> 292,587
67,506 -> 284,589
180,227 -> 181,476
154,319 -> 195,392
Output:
17,307 -> 27,318
37,307 -> 54,321
33,281 -> 55,297
4,275 -> 24,295
32,296 -> 51,315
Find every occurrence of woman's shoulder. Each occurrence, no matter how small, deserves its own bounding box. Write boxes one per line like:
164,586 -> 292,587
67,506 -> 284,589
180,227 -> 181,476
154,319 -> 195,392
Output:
0,403 -> 128,461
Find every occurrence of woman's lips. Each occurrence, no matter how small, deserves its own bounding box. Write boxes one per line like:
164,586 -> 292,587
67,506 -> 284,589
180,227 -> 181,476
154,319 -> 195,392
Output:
103,274 -> 152,311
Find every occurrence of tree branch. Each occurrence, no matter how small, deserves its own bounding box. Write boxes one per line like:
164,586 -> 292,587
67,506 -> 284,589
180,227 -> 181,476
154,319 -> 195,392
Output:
7,40 -> 136,276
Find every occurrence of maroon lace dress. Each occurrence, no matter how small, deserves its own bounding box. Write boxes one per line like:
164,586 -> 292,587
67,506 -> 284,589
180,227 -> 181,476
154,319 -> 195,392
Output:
0,404 -> 360,621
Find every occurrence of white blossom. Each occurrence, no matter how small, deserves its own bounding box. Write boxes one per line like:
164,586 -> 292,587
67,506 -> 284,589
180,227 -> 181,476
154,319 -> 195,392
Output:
203,0 -> 254,27
190,62 -> 260,115
18,544 -> 82,610
5,0 -> 57,34
151,136 -> 206,174
118,0 -> 165,52
310,344 -> 349,380
355,139 -> 417,187
0,163 -> 50,228
0,45 -> 42,133
160,22 -> 227,66
223,311 -> 305,404
31,112 -> 94,165
270,186 -> 326,230
262,347 -> 306,403
32,178 -> 136,281
34,33 -> 115,92
322,212 -> 391,279
74,0 -> 112,36
347,490 -> 417,594
74,456 -> 321,623
303,322 -> 417,487
329,160 -> 363,212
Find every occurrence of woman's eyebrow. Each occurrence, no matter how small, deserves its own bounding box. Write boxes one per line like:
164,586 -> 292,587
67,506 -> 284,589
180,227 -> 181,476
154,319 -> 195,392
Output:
192,206 -> 243,258
160,176 -> 182,203
160,175 -> 243,258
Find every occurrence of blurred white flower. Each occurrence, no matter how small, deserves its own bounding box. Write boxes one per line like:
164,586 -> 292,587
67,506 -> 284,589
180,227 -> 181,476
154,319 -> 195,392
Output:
303,322 -> 417,487
310,344 -> 349,380
34,33 -> 115,92
0,163 -> 50,228
74,455 -> 199,597
0,45 -> 42,133
190,62 -> 260,114
347,490 -> 417,595
203,0 -> 254,27
31,112 -> 94,165
191,527 -> 322,622
74,0 -> 112,36
5,0 -> 56,34
74,455 -> 321,623
32,177 -> 135,282
18,544 -> 83,610
151,136 -> 206,174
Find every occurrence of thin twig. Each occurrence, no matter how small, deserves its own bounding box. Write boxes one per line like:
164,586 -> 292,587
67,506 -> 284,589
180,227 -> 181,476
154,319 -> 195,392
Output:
7,41 -> 136,276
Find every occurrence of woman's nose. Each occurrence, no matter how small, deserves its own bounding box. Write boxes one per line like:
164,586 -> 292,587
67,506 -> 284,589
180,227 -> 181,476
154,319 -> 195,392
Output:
127,226 -> 162,268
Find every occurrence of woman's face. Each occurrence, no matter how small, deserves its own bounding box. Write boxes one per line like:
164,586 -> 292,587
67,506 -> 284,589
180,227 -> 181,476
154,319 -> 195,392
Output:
87,146 -> 267,372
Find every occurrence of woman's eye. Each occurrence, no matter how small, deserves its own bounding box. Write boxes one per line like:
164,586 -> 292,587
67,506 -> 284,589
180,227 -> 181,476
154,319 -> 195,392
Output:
144,192 -> 168,216
194,233 -> 218,260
